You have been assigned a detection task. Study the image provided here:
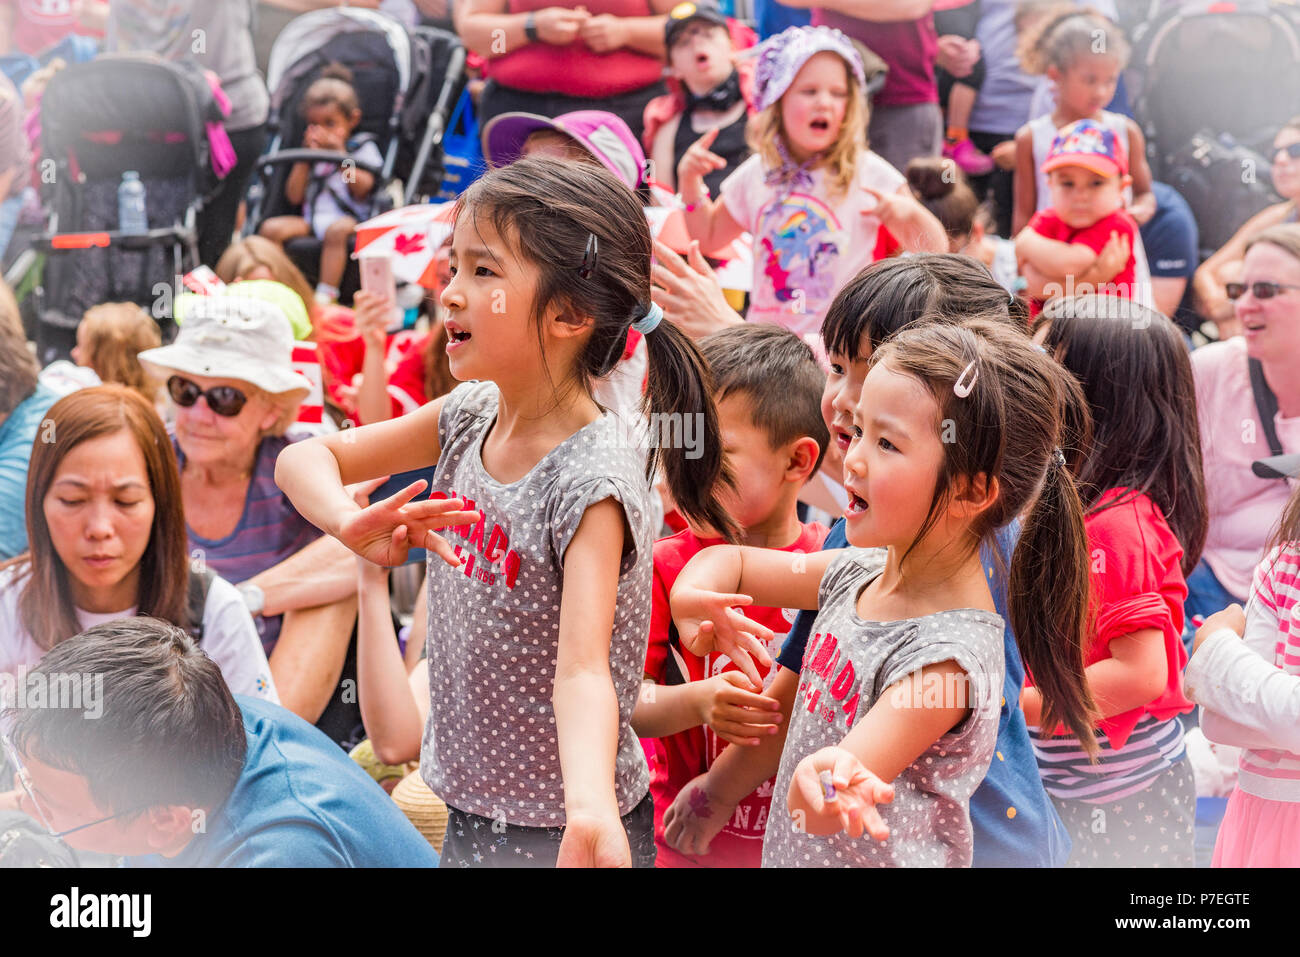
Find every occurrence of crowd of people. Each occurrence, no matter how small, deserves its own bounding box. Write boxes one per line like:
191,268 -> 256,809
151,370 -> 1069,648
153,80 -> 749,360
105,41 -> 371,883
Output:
0,0 -> 1297,871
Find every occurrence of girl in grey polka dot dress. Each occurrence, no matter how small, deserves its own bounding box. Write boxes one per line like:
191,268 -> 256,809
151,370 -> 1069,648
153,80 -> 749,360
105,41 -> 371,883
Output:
668,320 -> 1104,866
276,157 -> 740,867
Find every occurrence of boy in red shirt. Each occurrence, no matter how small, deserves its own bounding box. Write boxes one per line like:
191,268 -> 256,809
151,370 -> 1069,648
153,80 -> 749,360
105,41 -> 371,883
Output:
632,323 -> 829,867
1016,119 -> 1139,316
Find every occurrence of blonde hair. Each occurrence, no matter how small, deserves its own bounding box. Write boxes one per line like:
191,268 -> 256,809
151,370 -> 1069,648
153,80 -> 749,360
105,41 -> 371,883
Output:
78,303 -> 162,403
215,236 -> 319,328
747,52 -> 869,199
0,279 -> 38,416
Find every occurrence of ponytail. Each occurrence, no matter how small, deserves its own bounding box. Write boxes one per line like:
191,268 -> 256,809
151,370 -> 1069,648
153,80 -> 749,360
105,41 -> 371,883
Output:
639,314 -> 740,543
1008,454 -> 1100,756
872,318 -> 1100,758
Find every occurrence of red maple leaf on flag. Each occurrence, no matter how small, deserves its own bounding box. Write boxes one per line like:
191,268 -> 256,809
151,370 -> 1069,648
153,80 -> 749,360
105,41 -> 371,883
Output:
393,232 -> 427,256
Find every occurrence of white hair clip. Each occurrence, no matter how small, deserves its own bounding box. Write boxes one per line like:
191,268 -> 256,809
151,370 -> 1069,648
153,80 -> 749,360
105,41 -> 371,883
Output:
953,360 -> 978,399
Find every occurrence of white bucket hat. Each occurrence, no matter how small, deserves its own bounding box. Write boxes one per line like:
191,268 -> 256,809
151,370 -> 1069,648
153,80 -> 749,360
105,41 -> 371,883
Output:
139,296 -> 313,401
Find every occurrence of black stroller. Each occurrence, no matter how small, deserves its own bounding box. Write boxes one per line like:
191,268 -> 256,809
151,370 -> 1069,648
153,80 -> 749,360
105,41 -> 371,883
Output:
242,6 -> 467,300
1131,0 -> 1300,257
16,54 -> 223,364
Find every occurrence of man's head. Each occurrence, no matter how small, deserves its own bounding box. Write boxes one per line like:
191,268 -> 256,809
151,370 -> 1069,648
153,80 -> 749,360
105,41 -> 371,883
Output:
700,324 -> 828,537
1042,119 -> 1130,229
4,618 -> 246,856
665,1 -> 734,96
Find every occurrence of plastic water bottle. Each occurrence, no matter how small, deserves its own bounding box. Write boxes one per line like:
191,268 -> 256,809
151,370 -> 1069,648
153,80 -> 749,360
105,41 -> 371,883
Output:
117,171 -> 148,235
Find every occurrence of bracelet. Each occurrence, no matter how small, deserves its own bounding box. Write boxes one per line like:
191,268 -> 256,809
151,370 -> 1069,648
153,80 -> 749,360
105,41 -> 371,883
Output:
524,11 -> 539,43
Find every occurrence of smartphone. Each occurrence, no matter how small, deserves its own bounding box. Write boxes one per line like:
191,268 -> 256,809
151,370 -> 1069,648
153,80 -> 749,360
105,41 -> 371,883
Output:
357,249 -> 402,332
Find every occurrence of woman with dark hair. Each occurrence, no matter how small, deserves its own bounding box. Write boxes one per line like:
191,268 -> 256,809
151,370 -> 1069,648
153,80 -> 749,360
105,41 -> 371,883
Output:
0,385 -> 276,702
1030,293 -> 1207,867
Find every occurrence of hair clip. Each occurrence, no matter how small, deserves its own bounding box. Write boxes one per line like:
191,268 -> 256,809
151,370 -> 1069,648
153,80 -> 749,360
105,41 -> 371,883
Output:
953,360 -> 978,399
1052,447 -> 1067,468
579,233 -> 599,280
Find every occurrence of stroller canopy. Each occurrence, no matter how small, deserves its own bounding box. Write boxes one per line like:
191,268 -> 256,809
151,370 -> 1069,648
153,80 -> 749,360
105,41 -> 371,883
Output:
266,6 -> 412,108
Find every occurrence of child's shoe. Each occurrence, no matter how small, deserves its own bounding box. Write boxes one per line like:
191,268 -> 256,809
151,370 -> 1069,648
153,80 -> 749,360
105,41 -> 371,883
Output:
944,137 -> 995,177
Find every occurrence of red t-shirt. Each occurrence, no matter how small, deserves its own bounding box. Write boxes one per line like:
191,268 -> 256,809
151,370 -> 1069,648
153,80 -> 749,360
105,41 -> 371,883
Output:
1026,207 -> 1139,316
1029,488 -> 1194,749
644,523 -> 828,868
3,0 -> 100,57
485,0 -> 664,98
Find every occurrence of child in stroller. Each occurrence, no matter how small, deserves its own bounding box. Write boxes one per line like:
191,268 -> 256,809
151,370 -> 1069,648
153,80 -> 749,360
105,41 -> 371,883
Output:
259,64 -> 381,305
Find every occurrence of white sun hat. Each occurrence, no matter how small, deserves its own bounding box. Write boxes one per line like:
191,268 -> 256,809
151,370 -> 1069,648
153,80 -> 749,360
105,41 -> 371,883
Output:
139,296 -> 314,401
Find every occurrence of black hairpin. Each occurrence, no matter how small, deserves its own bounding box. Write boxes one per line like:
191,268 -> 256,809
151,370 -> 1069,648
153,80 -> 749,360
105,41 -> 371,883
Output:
579,233 -> 599,280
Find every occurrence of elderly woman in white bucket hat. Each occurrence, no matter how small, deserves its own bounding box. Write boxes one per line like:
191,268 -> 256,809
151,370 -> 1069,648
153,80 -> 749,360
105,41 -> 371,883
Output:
140,296 -> 364,743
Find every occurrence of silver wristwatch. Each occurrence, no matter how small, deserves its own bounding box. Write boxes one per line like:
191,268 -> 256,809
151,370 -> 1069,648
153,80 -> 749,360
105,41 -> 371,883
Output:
237,582 -> 265,617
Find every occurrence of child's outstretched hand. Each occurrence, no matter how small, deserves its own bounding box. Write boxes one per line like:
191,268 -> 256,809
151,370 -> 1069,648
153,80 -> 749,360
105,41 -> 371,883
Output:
697,671 -> 783,746
788,747 -> 893,841
678,128 -> 726,200
669,583 -> 774,689
662,775 -> 735,857
861,185 -> 943,252
556,810 -> 632,868
335,478 -> 479,568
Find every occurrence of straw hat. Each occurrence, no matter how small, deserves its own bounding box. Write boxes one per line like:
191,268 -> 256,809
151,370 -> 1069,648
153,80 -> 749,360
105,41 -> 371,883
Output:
391,769 -> 448,854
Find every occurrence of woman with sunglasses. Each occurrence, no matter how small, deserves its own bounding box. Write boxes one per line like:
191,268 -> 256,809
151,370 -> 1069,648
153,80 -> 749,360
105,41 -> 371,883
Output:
138,296 -> 365,738
1187,224 -> 1300,631
1193,116 -> 1300,338
0,385 -> 276,705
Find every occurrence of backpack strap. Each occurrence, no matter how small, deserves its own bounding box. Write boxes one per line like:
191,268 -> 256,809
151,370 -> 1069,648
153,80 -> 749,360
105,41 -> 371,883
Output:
186,567 -> 216,644
1249,356 -> 1285,461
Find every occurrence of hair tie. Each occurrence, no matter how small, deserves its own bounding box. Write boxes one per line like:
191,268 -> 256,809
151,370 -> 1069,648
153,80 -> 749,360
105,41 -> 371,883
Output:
953,360 -> 978,398
632,302 -> 663,335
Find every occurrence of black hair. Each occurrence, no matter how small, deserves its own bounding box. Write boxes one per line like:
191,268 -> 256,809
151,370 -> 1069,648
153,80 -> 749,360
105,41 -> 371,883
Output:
700,323 -> 830,473
821,254 -> 1028,361
454,156 -> 738,540
873,318 -> 1099,753
1040,295 -> 1208,574
5,617 -> 246,818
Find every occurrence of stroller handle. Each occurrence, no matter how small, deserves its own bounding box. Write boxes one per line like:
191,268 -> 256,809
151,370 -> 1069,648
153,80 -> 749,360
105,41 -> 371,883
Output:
256,148 -> 386,178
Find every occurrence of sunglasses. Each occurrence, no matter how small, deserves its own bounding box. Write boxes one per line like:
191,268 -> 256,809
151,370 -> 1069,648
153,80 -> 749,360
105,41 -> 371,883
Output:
167,376 -> 248,417
1276,142 -> 1300,161
1225,281 -> 1300,301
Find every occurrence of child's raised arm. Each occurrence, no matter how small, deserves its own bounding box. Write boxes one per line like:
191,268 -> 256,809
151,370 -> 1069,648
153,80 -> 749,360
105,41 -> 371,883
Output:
274,395 -> 479,565
670,545 -> 835,687
1011,125 -> 1038,236
554,498 -> 636,867
787,659 -> 971,839
678,128 -> 746,253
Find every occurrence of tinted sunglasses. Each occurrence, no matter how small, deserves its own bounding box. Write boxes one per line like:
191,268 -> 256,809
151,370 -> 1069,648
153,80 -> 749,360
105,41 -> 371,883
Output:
1276,142 -> 1300,161
167,375 -> 248,416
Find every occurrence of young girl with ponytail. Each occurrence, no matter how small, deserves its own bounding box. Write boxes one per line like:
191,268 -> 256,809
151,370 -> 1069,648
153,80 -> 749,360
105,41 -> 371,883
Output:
275,156 -> 737,868
1029,295 -> 1206,866
668,317 -> 1098,866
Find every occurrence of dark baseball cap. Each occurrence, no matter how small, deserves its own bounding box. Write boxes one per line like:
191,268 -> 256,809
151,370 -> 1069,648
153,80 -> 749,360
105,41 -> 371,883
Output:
665,1 -> 728,49
1253,453 -> 1300,479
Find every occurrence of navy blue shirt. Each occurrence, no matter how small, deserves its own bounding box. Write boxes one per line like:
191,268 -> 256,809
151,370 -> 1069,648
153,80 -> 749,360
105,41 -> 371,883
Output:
1140,181 -> 1201,332
129,697 -> 438,867
780,519 -> 1070,867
